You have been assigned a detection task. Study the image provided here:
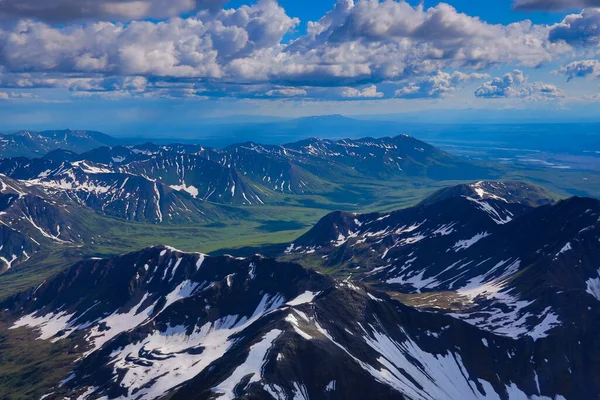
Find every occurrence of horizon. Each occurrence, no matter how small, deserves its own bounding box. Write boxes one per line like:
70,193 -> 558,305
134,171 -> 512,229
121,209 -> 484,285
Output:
3,115 -> 600,140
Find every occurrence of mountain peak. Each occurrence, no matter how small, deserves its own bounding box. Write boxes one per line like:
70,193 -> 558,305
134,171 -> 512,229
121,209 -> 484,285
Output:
419,180 -> 556,208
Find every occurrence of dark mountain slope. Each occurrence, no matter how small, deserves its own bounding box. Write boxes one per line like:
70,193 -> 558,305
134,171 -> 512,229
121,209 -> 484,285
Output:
120,151 -> 267,205
287,182 -> 552,282
0,157 -> 61,180
0,224 -> 34,274
282,180 -> 600,347
283,135 -> 497,180
420,180 -> 557,207
287,181 -> 553,279
1,246 -> 591,400
0,174 -> 99,272
209,142 -> 332,195
18,161 -> 230,224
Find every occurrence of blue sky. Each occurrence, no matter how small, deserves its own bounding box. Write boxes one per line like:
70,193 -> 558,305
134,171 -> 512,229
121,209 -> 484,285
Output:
0,0 -> 599,135
228,0 -> 570,26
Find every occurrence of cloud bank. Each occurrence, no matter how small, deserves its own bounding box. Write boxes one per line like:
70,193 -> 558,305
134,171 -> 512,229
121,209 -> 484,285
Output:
558,60 -> 600,80
475,70 -> 564,100
0,0 -> 228,22
0,0 -> 597,102
394,71 -> 487,99
514,0 -> 600,11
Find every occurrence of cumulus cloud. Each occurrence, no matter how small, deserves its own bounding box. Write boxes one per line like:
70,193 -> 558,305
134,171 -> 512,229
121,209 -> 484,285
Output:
265,87 -> 307,97
558,60 -> 600,80
474,70 -> 564,100
549,8 -> 600,46
285,1 -> 567,82
394,71 -> 488,98
0,0 -> 228,22
0,0 -> 299,79
0,1 -> 568,88
514,0 -> 600,11
474,70 -> 527,98
341,85 -> 383,98
0,91 -> 38,100
0,0 -> 585,100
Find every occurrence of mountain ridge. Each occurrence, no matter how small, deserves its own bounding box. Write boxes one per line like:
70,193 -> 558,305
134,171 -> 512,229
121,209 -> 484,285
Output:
1,244 -> 594,400
0,135 -> 500,223
279,182 -> 600,348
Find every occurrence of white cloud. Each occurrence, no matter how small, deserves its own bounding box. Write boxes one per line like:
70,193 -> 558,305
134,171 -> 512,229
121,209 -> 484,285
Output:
265,87 -> 307,97
394,71 -> 488,99
558,60 -> 600,80
0,91 -> 38,100
0,0 -> 299,80
549,8 -> 600,46
0,0 -> 227,22
513,0 -> 600,11
341,85 -> 383,98
475,70 -> 527,98
475,70 -> 564,100
0,1 -> 569,85
0,0 -> 587,101
284,0 -> 568,84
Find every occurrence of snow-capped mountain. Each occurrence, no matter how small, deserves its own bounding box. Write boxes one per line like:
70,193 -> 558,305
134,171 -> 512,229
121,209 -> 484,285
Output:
283,181 -> 600,345
119,151 -> 267,205
0,174 -> 98,272
0,157 -> 230,224
0,130 -> 119,159
2,245 -> 595,400
0,135 -> 499,221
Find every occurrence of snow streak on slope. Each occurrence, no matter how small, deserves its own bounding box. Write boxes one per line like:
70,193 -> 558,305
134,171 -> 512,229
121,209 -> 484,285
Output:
453,264 -> 562,341
107,294 -> 285,399
212,329 -> 283,400
465,197 -> 513,224
287,306 -> 563,400
586,268 -> 600,301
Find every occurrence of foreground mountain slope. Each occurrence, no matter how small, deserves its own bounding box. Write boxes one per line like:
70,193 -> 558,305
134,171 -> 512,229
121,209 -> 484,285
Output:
285,181 -> 556,284
0,245 -> 595,400
282,180 -> 600,344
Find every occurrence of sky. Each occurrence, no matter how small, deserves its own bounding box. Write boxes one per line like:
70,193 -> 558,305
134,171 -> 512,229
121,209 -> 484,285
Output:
0,0 -> 600,135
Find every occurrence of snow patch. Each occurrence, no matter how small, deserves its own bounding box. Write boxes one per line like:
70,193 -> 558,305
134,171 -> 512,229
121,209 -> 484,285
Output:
212,329 -> 283,400
452,232 -> 491,252
170,183 -> 199,198
286,291 -> 320,307
586,268 -> 600,301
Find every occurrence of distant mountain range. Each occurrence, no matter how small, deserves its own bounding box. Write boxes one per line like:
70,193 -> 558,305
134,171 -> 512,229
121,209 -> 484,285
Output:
0,134 -> 502,274
0,130 -> 119,159
5,117 -> 600,158
0,135 -> 497,225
